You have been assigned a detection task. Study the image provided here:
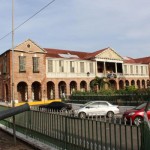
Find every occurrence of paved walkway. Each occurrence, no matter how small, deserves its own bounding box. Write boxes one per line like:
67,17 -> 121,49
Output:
0,129 -> 35,150
0,124 -> 58,150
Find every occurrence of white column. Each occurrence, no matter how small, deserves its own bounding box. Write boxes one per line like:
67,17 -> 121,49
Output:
104,62 -> 106,77
95,61 -> 97,76
115,63 -> 117,74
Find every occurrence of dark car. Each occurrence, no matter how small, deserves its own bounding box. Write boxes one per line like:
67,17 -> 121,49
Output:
39,101 -> 72,111
122,102 -> 150,125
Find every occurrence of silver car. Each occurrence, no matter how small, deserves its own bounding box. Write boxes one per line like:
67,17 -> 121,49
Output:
74,101 -> 120,118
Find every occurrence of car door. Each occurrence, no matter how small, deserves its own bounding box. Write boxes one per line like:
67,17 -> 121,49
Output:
146,104 -> 150,120
97,102 -> 109,115
84,102 -> 99,115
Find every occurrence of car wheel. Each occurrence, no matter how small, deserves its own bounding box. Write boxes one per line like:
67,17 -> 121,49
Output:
79,112 -> 86,119
134,116 -> 143,126
107,111 -> 114,118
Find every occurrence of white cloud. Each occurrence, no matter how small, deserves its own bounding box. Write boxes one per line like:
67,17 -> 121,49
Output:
0,0 -> 150,58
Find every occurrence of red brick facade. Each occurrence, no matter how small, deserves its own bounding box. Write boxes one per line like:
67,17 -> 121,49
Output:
0,39 -> 46,102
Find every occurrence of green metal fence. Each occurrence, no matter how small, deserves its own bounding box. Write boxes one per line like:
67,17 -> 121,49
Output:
140,101 -> 150,150
69,94 -> 150,106
140,121 -> 150,150
0,107 -> 141,150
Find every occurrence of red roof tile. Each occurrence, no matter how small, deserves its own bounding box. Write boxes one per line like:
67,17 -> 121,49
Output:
124,56 -> 150,64
44,48 -> 108,60
83,48 -> 107,59
134,56 -> 150,64
44,48 -> 89,59
123,57 -> 136,63
44,47 -> 150,64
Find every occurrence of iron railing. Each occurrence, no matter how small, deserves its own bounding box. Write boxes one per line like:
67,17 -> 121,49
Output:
69,94 -> 150,106
0,108 -> 141,150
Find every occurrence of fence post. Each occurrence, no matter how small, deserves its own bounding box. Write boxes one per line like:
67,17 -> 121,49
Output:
64,115 -> 67,150
26,110 -> 31,137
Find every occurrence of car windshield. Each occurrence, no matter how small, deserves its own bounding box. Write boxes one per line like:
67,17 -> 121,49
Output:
81,101 -> 92,107
82,101 -> 109,107
135,103 -> 146,110
83,101 -> 101,107
84,101 -> 93,106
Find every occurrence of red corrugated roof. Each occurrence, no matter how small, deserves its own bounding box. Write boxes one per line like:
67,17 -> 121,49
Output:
44,47 -> 150,64
83,48 -> 107,59
123,57 -> 136,63
44,48 -> 89,59
134,56 -> 150,64
44,48 -> 106,59
124,56 -> 150,64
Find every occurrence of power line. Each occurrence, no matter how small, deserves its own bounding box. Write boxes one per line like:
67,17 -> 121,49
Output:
0,0 -> 56,41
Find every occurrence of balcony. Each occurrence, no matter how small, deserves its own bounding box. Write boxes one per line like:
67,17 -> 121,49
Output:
97,72 -> 124,78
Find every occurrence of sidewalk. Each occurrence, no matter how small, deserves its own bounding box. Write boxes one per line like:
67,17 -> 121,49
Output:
0,124 -> 58,150
0,129 -> 34,150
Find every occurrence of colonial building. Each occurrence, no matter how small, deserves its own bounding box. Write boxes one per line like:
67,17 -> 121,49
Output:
0,39 -> 149,103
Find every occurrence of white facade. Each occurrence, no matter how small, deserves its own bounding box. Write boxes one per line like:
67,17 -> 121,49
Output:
46,58 -> 149,79
46,58 -> 96,78
123,63 -> 149,78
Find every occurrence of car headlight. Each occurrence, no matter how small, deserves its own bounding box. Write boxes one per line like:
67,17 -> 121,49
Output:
128,112 -> 135,116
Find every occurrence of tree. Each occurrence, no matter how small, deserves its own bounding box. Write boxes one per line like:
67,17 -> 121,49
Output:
90,76 -> 110,92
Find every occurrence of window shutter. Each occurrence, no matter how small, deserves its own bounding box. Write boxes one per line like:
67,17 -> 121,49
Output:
70,61 -> 75,73
48,60 -> 53,72
3,57 -> 7,74
90,62 -> 93,73
59,60 -> 64,72
80,62 -> 84,73
19,56 -> 26,72
33,57 -> 39,72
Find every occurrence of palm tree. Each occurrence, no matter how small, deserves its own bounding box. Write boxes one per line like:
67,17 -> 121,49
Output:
90,76 -> 110,92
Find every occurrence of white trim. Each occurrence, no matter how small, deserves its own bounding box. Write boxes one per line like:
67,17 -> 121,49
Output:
95,58 -> 123,63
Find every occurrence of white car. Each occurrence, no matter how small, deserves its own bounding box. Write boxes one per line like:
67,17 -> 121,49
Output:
74,101 -> 120,118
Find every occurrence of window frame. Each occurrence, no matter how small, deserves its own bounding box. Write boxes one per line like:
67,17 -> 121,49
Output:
70,61 -> 75,73
33,57 -> 39,73
89,62 -> 94,73
2,56 -> 7,74
19,56 -> 26,72
48,60 -> 53,72
59,60 -> 64,72
80,62 -> 84,73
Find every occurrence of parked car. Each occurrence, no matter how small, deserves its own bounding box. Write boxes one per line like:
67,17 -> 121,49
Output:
73,101 -> 120,118
122,102 -> 150,125
39,101 -> 72,111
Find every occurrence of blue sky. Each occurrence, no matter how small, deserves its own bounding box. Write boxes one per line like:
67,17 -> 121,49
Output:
0,0 -> 150,58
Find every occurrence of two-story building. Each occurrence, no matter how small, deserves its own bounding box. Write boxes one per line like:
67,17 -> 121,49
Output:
0,39 -> 149,103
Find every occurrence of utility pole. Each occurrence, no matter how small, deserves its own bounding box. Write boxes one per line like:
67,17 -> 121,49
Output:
12,0 -> 16,145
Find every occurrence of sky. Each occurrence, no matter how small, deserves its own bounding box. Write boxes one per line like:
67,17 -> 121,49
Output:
0,0 -> 150,58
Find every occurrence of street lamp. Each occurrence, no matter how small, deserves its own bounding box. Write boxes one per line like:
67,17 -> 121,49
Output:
87,72 -> 90,76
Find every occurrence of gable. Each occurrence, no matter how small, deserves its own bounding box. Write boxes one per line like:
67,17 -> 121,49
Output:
14,39 -> 46,53
95,48 -> 123,61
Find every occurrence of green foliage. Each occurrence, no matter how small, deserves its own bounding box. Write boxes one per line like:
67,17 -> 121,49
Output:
125,86 -> 136,92
90,76 -> 110,91
71,86 -> 150,96
97,89 -> 115,95
71,90 -> 96,96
